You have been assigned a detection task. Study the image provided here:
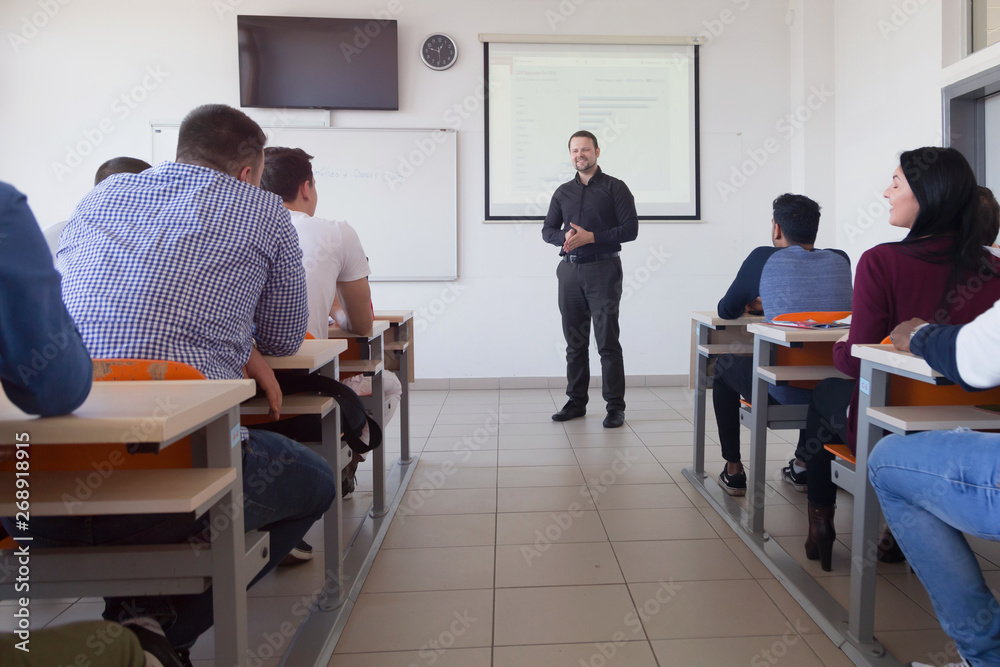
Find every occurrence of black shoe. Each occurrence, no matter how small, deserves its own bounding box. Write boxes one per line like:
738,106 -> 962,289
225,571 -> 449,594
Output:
603,409 -> 625,428
123,622 -> 188,667
342,472 -> 356,500
780,459 -> 808,492
716,465 -> 746,496
279,540 -> 314,566
552,400 -> 586,422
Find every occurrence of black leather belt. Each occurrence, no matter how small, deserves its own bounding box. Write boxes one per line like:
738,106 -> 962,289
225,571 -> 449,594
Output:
562,252 -> 619,264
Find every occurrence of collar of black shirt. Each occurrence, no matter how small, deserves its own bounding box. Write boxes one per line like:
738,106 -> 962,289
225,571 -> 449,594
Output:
573,166 -> 603,185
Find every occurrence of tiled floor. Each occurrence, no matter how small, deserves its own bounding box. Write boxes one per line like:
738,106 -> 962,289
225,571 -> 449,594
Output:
7,385 -> 990,666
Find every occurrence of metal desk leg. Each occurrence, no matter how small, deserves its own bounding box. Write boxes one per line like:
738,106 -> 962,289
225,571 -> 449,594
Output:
318,403 -> 344,610
362,335 -> 388,518
192,407 -> 248,667
396,324 -> 412,466
692,322 -> 711,476
746,336 -> 773,537
848,360 -> 888,653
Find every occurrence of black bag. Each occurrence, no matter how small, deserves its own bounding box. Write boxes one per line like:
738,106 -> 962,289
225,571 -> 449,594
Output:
249,374 -> 382,454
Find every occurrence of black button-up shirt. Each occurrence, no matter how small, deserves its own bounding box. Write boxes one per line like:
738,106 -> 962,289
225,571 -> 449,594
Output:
541,166 -> 638,257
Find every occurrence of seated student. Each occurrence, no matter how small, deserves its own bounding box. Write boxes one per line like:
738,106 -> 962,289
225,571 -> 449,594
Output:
796,147 -> 1000,572
260,147 -> 403,497
0,182 -> 92,415
5,105 -> 336,662
43,156 -> 151,258
712,193 -> 852,496
864,304 -> 1000,667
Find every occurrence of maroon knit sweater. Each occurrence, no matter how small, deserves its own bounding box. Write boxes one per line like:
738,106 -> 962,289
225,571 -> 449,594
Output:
832,236 -> 1000,451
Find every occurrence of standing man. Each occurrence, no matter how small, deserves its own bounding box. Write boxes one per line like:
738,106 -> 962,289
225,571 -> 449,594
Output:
542,130 -> 638,428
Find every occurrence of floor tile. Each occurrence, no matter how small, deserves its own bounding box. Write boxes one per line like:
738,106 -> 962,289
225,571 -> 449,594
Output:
498,449 -> 579,467
329,648 -> 491,666
498,422 -> 568,436
335,589 -> 493,653
600,508 -> 718,541
569,432 -> 645,448
813,575 -> 941,631
497,434 -> 571,449
382,513 -> 496,549
613,538 -> 752,583
493,584 -> 643,645
650,636 -> 825,666
409,466 -> 497,490
496,510 -> 608,545
493,641 -> 658,666
630,580 -> 791,639
417,450 -> 499,468
421,435 -> 498,451
579,462 -> 674,486
496,541 -> 623,587
398,488 -> 497,516
591,482 -> 693,509
497,465 -> 585,487
496,485 -> 596,512
573,447 -> 657,466
363,545 -> 494,593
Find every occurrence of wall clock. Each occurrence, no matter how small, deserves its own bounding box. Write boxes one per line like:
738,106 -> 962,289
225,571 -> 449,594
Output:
421,33 -> 457,70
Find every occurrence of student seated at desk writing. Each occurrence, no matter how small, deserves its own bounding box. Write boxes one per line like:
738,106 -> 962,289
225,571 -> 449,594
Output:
261,147 -> 403,498
863,303 -> 1000,667
712,193 -> 853,496
8,104 -> 337,664
796,147 -> 1000,572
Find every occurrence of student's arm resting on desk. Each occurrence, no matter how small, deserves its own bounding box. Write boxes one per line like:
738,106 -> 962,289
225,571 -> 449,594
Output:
253,209 -> 308,356
907,299 -> 1000,390
832,249 -> 891,379
0,183 -> 92,415
591,180 -> 638,246
717,247 -> 772,320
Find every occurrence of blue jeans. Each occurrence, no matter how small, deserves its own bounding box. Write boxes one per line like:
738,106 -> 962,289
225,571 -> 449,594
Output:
869,429 -> 1000,667
3,429 -> 336,649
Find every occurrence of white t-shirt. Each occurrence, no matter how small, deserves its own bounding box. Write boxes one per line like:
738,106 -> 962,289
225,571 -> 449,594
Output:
289,210 -> 371,339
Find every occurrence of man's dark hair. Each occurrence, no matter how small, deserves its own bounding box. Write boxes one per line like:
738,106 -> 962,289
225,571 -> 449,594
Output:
175,104 -> 267,178
772,193 -> 821,244
260,147 -> 314,202
94,157 -> 151,186
978,185 -> 999,247
568,130 -> 599,151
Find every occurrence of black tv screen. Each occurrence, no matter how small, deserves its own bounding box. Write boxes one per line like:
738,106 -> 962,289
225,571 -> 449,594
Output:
238,15 -> 398,110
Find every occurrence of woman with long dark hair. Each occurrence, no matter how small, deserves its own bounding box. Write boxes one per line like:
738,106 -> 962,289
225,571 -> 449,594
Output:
795,147 -> 1000,571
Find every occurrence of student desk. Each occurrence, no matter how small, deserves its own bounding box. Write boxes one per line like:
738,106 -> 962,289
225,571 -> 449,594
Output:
328,320 -> 390,518
253,339 -> 348,609
375,310 -> 414,465
0,380 -> 257,667
846,344 -> 1000,658
688,311 -> 762,477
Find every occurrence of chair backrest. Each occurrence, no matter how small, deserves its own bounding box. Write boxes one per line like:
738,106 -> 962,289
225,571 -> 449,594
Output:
0,359 -> 204,474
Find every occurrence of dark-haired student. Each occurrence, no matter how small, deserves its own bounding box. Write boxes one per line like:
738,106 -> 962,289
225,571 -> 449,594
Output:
5,104 -> 336,662
979,186 -> 999,256
712,193 -> 853,496
43,156 -> 152,258
796,147 -> 1000,572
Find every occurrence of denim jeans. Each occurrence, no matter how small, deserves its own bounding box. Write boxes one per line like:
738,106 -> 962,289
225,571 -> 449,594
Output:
869,429 -> 1000,667
2,429 -> 336,649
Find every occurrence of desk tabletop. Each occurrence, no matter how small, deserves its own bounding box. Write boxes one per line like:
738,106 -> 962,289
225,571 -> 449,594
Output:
0,380 -> 255,445
263,339 -> 347,372
374,310 -> 414,324
328,319 -> 390,340
691,311 -> 766,327
851,344 -> 940,379
747,323 -> 850,344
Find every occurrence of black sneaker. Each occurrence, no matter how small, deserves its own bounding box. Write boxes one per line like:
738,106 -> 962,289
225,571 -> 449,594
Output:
780,459 -> 808,492
717,465 -> 747,496
123,622 -> 187,667
342,472 -> 357,500
279,540 -> 314,566
552,400 -> 586,422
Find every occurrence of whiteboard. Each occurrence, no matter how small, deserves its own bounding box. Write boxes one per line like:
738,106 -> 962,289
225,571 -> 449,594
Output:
151,125 -> 457,281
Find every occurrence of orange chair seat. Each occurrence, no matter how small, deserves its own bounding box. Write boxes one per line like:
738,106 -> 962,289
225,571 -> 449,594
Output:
824,443 -> 856,464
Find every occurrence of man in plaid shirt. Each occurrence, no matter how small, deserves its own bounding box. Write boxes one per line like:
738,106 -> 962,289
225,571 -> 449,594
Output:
38,104 -> 335,662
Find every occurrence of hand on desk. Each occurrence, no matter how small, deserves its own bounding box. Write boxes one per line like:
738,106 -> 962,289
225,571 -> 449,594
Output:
889,318 -> 927,353
244,347 -> 282,420
563,223 -> 594,252
745,297 -> 763,314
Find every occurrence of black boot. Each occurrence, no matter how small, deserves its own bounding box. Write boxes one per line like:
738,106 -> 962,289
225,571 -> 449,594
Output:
804,502 -> 836,572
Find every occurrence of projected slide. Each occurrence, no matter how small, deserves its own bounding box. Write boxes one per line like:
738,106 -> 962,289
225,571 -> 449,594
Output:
486,42 -> 698,220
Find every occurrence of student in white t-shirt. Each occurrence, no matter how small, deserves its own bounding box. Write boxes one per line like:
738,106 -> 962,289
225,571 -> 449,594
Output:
260,147 -> 402,493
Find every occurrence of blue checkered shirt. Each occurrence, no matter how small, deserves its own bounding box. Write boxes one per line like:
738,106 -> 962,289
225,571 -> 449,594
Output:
57,161 -> 308,380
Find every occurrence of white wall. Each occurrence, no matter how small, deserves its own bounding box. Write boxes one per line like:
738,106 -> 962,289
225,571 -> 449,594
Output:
1,0 -> 848,380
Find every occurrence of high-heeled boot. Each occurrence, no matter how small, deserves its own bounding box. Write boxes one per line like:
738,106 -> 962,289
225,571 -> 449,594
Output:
804,502 -> 836,572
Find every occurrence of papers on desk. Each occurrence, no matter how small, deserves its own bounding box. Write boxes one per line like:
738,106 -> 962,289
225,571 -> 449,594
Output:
767,316 -> 851,330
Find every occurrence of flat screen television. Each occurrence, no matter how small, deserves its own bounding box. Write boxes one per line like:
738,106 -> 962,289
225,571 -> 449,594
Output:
238,15 -> 398,110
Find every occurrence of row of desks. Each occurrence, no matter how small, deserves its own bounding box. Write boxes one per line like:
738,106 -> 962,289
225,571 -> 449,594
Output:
686,311 -> 1000,667
0,311 -> 415,666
